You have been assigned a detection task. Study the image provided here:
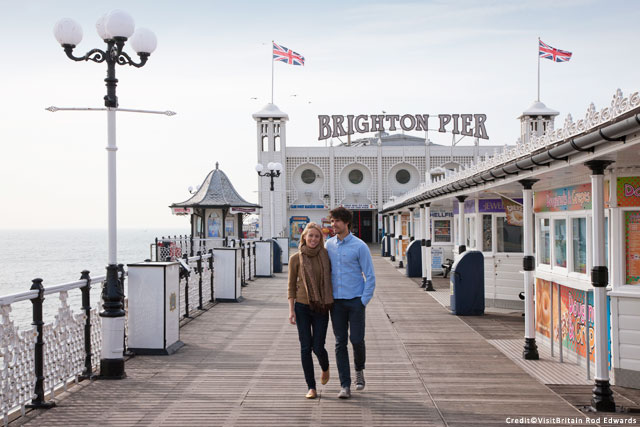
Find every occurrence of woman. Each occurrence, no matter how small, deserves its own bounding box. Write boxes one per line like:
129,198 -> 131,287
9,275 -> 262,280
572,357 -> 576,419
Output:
288,222 -> 334,399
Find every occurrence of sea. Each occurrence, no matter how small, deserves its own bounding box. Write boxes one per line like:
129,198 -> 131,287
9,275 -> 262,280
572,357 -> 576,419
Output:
0,228 -> 188,328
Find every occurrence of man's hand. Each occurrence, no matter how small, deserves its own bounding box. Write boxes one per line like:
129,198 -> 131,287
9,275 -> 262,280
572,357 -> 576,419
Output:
289,311 -> 296,325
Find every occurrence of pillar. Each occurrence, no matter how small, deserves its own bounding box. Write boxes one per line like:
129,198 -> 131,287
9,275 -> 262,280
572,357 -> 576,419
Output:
585,159 -> 615,412
520,179 -> 539,360
456,195 -> 467,254
390,214 -> 396,262
397,213 -> 404,268
409,208 -> 415,241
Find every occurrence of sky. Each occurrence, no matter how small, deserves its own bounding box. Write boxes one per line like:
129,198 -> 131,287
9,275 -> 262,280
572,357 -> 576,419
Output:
0,0 -> 638,230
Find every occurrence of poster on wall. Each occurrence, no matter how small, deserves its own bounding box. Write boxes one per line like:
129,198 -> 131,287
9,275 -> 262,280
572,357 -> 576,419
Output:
289,216 -> 310,247
501,197 -> 523,226
626,211 -> 640,285
535,278 -> 611,366
225,218 -> 235,236
431,247 -> 444,271
207,216 -> 222,237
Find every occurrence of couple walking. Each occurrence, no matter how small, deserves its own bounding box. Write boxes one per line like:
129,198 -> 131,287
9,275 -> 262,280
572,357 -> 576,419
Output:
287,207 -> 376,399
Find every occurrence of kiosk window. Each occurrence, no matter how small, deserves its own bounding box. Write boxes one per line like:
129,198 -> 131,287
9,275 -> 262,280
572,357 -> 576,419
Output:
539,218 -> 550,264
554,219 -> 567,268
497,217 -> 522,252
434,219 -> 451,243
482,215 -> 492,252
572,217 -> 587,274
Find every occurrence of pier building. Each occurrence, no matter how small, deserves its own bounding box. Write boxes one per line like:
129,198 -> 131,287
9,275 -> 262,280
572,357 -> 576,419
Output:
381,88 -> 640,404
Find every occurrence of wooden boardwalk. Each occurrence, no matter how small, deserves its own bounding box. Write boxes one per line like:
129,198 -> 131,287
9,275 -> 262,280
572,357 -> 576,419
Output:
17,251 -> 602,426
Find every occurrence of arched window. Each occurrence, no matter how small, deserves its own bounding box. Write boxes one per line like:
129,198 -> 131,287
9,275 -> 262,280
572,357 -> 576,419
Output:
262,136 -> 268,152
274,135 -> 281,151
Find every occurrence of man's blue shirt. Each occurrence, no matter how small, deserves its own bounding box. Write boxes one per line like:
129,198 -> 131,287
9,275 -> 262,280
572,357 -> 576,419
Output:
326,233 -> 376,306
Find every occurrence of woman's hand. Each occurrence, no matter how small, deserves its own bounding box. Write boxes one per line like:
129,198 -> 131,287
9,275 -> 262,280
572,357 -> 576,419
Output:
289,311 -> 296,325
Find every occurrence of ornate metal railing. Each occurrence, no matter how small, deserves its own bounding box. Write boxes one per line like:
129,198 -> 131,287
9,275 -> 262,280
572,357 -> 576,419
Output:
178,252 -> 215,320
0,271 -> 109,425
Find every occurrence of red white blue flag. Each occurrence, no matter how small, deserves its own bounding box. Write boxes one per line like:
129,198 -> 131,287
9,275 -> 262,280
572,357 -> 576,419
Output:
539,40 -> 572,62
273,42 -> 305,66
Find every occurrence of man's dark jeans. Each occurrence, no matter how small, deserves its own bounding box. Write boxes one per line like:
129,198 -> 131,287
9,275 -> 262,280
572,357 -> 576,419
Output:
294,302 -> 330,389
330,297 -> 366,388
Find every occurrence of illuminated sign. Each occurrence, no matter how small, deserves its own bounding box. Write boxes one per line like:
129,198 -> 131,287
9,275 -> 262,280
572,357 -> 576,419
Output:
318,114 -> 489,141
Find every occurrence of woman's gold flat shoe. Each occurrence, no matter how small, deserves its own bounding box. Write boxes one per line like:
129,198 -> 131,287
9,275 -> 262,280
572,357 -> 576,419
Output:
306,389 -> 317,399
321,369 -> 330,385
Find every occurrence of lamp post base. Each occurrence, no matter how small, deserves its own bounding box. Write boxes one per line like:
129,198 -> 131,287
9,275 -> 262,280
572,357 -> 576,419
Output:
523,338 -> 539,360
398,260 -> 404,268
591,379 -> 616,412
99,358 -> 126,379
424,280 -> 435,292
391,256 -> 395,262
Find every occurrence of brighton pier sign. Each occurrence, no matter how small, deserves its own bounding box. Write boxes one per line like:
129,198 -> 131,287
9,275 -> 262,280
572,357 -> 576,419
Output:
318,114 -> 488,140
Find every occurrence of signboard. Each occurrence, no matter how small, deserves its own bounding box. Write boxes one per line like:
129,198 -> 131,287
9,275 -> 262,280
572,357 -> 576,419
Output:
534,184 -> 592,212
230,207 -> 257,214
625,211 -> 640,285
431,210 -> 453,218
290,204 -> 327,209
318,113 -> 489,140
617,176 -> 640,207
171,207 -> 193,216
431,247 -> 444,271
477,198 -> 523,213
340,204 -> 375,210
535,278 -> 611,366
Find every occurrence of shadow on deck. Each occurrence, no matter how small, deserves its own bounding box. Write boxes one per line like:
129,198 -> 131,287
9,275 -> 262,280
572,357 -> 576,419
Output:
15,250 -> 639,426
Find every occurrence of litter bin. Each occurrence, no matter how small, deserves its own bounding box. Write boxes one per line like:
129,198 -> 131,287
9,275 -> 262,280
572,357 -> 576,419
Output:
450,251 -> 484,316
272,239 -> 283,273
255,240 -> 273,277
127,261 -> 184,355
405,239 -> 422,277
214,247 -> 243,302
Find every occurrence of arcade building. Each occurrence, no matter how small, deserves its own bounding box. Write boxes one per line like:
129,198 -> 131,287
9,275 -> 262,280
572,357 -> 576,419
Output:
254,104 -> 503,246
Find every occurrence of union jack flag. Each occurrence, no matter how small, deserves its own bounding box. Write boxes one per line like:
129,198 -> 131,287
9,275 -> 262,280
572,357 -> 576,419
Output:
539,39 -> 572,62
273,42 -> 305,66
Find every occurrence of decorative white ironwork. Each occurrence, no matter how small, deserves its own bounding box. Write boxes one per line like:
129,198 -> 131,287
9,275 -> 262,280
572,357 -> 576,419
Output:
0,305 -> 37,424
384,88 -> 640,211
42,291 -> 85,397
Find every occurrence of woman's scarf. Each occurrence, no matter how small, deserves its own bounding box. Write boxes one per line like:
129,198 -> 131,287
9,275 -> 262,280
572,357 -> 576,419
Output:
298,245 -> 333,313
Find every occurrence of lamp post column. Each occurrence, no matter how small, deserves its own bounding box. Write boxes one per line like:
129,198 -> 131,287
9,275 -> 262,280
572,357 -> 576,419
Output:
520,179 -> 539,360
585,160 -> 615,412
456,195 -> 467,255
424,203 -> 434,291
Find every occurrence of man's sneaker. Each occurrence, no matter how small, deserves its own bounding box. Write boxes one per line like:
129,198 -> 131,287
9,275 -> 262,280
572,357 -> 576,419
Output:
355,370 -> 365,390
338,387 -> 351,399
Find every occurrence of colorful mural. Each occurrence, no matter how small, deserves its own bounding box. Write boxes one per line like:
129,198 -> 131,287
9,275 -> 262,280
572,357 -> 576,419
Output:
534,184 -> 592,212
626,211 -> 640,285
535,278 -> 611,366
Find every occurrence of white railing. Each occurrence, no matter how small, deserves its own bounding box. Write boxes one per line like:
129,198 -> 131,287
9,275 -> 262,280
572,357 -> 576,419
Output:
0,274 -> 108,426
384,89 -> 640,210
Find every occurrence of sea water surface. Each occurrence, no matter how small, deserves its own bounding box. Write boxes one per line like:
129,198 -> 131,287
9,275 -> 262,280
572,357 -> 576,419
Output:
0,228 -> 188,327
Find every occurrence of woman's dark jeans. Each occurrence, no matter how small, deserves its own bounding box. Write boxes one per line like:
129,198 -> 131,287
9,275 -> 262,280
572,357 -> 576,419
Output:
295,302 -> 330,389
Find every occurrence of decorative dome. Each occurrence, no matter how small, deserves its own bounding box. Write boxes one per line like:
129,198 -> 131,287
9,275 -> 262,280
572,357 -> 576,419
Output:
171,163 -> 260,209
518,100 -> 559,118
252,103 -> 289,121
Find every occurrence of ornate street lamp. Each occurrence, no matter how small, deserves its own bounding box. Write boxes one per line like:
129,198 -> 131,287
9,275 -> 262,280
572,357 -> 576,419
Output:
255,162 -> 282,238
53,10 -> 157,379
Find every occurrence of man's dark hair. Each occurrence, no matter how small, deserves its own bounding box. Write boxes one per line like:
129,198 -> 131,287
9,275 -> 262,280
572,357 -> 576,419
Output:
329,206 -> 353,229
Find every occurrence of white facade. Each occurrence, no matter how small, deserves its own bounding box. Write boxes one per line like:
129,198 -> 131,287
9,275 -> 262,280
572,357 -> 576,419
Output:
254,104 -> 503,244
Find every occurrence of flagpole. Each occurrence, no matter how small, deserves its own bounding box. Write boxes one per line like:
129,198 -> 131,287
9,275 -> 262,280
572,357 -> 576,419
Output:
271,40 -> 274,104
537,37 -> 540,102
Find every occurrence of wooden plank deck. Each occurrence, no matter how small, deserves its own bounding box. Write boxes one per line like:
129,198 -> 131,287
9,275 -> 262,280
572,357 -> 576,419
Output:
17,251 -> 603,426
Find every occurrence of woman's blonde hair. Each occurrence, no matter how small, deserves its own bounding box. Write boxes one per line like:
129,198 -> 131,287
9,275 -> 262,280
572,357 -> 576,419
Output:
299,222 -> 325,249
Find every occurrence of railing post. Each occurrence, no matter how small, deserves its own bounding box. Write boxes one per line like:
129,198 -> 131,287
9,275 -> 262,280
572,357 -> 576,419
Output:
240,243 -> 246,286
190,234 -> 194,257
27,278 -> 56,409
183,254 -> 190,318
208,249 -> 214,302
197,251 -> 203,310
79,270 -> 96,380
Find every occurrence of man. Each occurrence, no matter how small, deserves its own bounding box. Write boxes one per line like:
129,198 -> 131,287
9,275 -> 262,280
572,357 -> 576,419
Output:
326,207 -> 376,399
